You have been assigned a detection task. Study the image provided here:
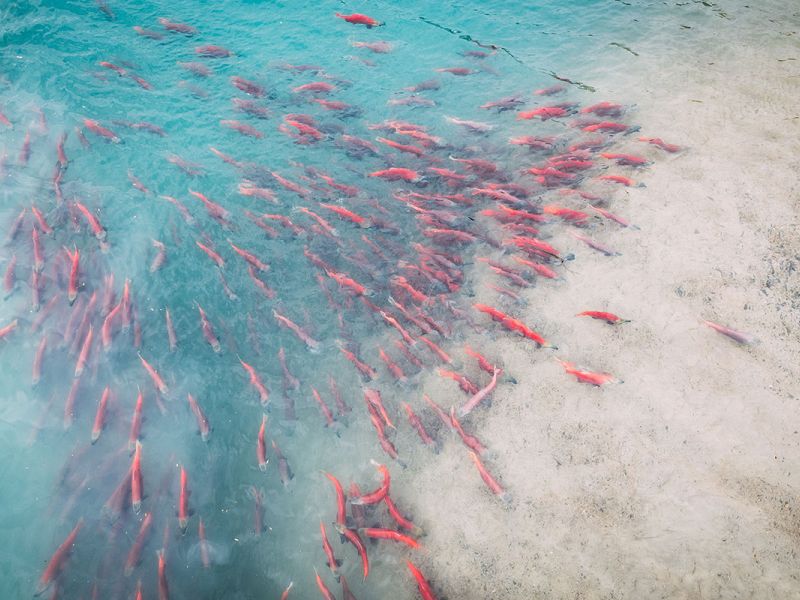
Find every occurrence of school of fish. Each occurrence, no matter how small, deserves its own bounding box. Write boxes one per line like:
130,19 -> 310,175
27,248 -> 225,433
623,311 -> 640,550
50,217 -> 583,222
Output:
0,5 -> 755,600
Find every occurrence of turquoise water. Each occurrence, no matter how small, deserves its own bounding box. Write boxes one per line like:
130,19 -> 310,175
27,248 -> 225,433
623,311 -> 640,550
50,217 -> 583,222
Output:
0,1 -> 760,598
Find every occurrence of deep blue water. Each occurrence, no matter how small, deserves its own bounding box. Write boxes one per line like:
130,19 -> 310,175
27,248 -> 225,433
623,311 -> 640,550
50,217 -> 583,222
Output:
0,1 -> 757,598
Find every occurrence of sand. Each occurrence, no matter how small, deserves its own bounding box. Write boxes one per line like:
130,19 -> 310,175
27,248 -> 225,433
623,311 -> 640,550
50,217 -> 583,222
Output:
402,5 -> 800,599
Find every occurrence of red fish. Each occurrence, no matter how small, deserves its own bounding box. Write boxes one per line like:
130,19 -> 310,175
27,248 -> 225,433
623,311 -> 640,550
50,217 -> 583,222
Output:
702,320 -> 756,345
189,190 -> 231,225
534,84 -> 565,96
326,269 -> 370,297
339,346 -> 376,380
376,136 -> 425,157
464,345 -> 495,375
638,136 -> 681,152
319,203 -> 366,226
256,414 -> 268,472
124,512 -> 153,575
197,304 -> 221,353
328,376 -> 349,416
31,205 -> 53,234
571,232 -> 620,256
577,311 -> 629,324
252,486 -> 264,536
384,494 -> 423,535
157,549 -> 169,600
230,76 -> 265,97
481,95 -> 525,111
229,240 -> 269,271
599,173 -> 636,186
131,440 -> 143,512
149,240 -> 166,273
333,523 -> 369,581
280,582 -> 293,599
0,318 -> 18,341
419,337 -> 453,365
299,207 -> 338,237
324,472 -> 346,525
178,62 -> 214,77
369,168 -> 421,182
36,519 -> 83,596
129,389 -> 144,450
511,255 -> 559,279
350,462 -> 390,505
469,450 -> 510,502
32,227 -> 43,273
314,568 -> 337,600
3,255 -> 16,298
159,17 -> 197,34
31,335 -> 46,385
248,265 -> 275,299
352,40 -> 393,55
279,347 -> 300,390
195,44 -> 231,57
74,325 -> 94,378
403,402 -> 436,449
18,130 -> 31,165
208,146 -> 242,168
178,466 -> 190,531
63,378 -> 80,430
83,118 -> 120,142
128,170 -> 149,194
220,119 -> 263,138
187,393 -> 210,442
600,152 -> 648,166
312,387 -> 335,427
271,171 -> 311,198
588,205 -> 631,228
459,366 -> 501,417
239,358 -> 269,406
557,359 -> 618,386
91,386 -> 110,443
509,135 -> 555,149
320,522 -> 341,580
581,101 -> 623,116
582,121 -> 628,133
335,12 -> 382,27
438,368 -> 479,395
435,67 -> 475,76
380,347 -> 407,382
449,407 -> 488,455
239,182 -> 277,203
273,309 -> 320,351
101,302 -> 121,351
518,106 -> 567,120
139,354 -> 169,394
407,561 -> 437,600
164,308 -> 177,352
283,118 -> 324,140
74,201 -> 106,240
364,388 -> 394,430
64,246 -> 80,303
542,204 -> 589,224
293,81 -> 335,94
195,240 -> 225,268
198,519 -> 211,569
272,440 -> 294,486
360,527 -> 419,549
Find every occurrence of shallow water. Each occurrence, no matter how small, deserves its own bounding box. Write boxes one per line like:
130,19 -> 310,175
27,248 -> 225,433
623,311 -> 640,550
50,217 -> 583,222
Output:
0,1 -> 797,599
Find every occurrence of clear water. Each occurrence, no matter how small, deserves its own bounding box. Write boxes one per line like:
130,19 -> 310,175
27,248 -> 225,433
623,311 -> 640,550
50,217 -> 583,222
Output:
0,1 -> 769,598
